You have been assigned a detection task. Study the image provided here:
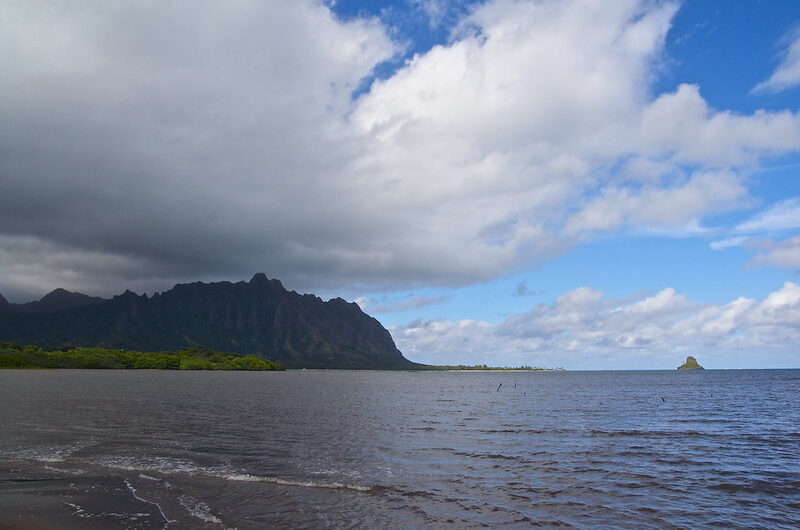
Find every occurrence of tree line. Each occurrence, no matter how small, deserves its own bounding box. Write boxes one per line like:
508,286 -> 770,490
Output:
0,342 -> 284,371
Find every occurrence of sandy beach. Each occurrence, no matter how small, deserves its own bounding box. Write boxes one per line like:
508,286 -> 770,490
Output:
0,472 -> 166,529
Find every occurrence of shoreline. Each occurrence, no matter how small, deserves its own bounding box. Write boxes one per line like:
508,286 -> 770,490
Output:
0,473 -> 168,529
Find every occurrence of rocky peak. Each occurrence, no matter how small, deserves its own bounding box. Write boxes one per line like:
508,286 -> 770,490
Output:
249,273 -> 284,291
111,289 -> 147,304
678,355 -> 704,370
0,275 -> 413,369
0,288 -> 105,313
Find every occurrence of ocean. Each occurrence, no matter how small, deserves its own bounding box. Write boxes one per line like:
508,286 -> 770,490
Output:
1,369 -> 798,528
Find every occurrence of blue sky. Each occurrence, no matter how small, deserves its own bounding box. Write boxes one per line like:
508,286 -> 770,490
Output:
339,0 -> 800,369
2,0 -> 800,369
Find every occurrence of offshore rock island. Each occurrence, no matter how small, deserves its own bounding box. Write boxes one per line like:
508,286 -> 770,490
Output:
0,274 -> 415,370
678,355 -> 704,370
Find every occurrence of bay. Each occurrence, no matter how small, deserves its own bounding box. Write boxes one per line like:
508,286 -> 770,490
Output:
1,369 -> 799,528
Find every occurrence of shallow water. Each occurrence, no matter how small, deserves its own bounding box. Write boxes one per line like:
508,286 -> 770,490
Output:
1,369 -> 799,528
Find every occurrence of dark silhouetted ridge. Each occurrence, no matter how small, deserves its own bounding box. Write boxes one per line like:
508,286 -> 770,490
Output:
0,275 -> 413,369
0,288 -> 106,313
36,288 -> 106,312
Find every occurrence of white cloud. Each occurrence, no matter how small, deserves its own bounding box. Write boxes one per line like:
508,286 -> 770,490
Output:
754,29 -> 800,93
709,198 -> 800,262
348,0 -> 800,280
565,170 -> 747,234
393,283 -> 800,368
2,0 -> 800,300
358,294 -> 447,313
639,84 -> 800,165
748,236 -> 800,270
735,198 -> 800,233
710,236 -> 746,251
413,0 -> 450,28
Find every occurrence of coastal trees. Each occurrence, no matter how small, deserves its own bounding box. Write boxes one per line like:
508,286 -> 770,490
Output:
0,343 -> 284,371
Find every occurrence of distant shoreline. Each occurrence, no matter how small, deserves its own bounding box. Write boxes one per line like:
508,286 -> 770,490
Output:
419,364 -> 564,372
442,368 -> 564,372
0,343 -> 565,371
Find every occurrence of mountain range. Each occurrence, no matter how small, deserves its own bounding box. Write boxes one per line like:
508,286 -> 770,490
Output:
0,274 -> 415,369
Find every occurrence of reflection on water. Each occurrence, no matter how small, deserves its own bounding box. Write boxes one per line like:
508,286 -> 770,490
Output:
1,369 -> 799,528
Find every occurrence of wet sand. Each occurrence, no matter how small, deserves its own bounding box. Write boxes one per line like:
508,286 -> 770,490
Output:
0,473 -> 166,529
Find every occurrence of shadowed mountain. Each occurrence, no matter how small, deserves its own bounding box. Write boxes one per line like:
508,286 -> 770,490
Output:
1,288 -> 106,314
0,274 -> 414,369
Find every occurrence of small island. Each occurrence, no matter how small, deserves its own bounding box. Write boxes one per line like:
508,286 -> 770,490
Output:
677,355 -> 704,370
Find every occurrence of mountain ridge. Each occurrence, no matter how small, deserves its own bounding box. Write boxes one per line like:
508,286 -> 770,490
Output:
0,275 -> 414,369
0,288 -> 105,313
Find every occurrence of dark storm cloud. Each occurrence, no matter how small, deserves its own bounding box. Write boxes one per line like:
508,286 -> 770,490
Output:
0,1 -> 398,300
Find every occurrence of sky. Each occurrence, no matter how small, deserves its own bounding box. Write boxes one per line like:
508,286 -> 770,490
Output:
2,0 -> 800,369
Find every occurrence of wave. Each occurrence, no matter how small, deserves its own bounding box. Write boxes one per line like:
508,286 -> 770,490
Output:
179,494 -> 223,525
453,450 -> 520,461
12,450 -> 382,498
220,472 -> 375,492
711,479 -> 800,495
590,429 -> 706,438
124,477 -> 176,526
480,428 -> 573,435
3,440 -> 96,463
92,456 -> 381,494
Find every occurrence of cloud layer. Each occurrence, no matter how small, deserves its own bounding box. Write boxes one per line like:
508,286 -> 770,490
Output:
2,0 -> 800,300
710,198 -> 800,269
393,282 -> 800,369
754,28 -> 800,93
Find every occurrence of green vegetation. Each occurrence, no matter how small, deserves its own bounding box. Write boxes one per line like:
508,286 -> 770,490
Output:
0,342 -> 284,371
677,355 -> 704,370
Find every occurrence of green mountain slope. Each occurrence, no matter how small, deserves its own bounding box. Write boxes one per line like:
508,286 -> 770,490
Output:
0,274 -> 414,369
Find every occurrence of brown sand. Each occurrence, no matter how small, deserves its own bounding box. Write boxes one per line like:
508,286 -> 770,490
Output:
0,475 -> 165,529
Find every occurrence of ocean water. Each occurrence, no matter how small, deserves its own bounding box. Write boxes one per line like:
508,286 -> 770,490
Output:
1,369 -> 799,528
